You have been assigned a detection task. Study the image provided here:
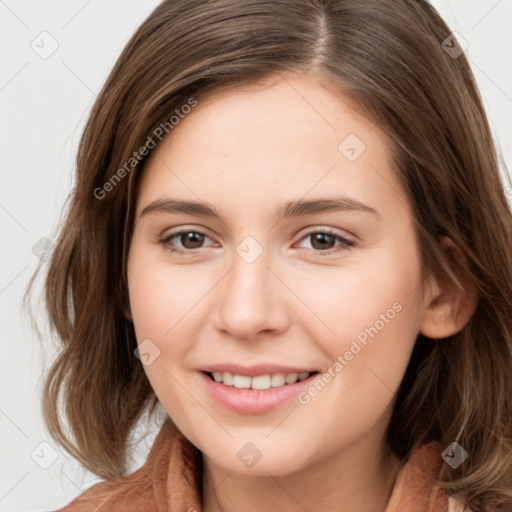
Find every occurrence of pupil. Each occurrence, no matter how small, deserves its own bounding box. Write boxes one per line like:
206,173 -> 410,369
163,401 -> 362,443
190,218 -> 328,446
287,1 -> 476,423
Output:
312,233 -> 334,250
182,232 -> 204,249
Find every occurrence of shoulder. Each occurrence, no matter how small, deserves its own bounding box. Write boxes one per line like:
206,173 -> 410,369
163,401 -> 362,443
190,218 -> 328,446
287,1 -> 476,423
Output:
54,467 -> 157,511
54,419 -> 179,511
390,442 -> 476,512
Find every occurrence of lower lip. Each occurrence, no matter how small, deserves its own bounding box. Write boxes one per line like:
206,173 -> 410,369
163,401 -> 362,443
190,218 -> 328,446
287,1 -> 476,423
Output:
199,371 -> 317,414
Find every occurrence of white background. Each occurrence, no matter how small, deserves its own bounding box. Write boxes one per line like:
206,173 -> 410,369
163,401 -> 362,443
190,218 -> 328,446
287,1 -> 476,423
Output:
1,1 -> 511,510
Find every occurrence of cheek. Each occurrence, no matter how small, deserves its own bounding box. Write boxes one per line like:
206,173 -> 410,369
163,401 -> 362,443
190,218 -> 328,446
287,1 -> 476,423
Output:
126,243 -> 217,411
290,275 -> 421,457
127,242 -> 210,342
126,252 -> 196,422
292,237 -> 423,404
291,243 -> 422,352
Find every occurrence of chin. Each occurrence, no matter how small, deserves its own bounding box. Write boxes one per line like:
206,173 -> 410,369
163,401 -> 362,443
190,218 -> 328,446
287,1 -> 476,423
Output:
203,444 -> 311,478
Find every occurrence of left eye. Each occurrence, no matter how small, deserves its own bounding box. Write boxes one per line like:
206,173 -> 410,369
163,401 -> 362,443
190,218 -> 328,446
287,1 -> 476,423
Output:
159,229 -> 355,255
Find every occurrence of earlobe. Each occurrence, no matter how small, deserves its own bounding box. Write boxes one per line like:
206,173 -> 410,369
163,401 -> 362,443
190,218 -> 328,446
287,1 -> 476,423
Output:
419,237 -> 478,340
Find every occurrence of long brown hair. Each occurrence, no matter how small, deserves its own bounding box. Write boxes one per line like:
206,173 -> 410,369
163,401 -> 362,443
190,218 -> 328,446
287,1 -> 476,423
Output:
25,0 -> 512,509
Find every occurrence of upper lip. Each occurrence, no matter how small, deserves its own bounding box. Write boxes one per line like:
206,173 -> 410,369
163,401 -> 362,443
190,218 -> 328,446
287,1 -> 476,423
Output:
201,364 -> 317,377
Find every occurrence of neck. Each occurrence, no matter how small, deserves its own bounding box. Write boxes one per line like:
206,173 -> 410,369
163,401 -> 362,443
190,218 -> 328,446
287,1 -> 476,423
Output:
201,425 -> 401,512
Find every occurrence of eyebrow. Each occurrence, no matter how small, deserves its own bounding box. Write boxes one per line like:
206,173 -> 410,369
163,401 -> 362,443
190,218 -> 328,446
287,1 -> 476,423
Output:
139,197 -> 381,220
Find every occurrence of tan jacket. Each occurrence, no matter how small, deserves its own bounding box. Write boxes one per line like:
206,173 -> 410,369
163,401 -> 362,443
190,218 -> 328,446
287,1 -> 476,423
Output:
56,418 -> 471,511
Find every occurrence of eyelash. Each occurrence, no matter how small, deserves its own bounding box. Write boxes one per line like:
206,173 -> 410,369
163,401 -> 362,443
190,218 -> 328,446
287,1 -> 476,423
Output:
158,228 -> 356,256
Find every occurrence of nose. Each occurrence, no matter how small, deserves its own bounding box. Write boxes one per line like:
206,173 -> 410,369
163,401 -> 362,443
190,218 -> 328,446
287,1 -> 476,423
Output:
212,247 -> 290,340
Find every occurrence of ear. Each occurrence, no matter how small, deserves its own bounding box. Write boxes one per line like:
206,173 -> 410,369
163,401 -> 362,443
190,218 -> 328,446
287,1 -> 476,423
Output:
123,307 -> 133,321
419,236 -> 478,339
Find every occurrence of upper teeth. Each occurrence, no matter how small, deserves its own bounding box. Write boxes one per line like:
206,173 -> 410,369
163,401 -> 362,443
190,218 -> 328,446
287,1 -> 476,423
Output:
211,371 -> 310,390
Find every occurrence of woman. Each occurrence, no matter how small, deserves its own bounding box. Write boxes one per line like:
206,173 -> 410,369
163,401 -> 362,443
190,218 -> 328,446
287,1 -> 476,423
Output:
26,0 -> 512,510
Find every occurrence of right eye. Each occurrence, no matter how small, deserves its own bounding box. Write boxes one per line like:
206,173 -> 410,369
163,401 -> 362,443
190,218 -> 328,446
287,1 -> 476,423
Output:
159,229 -> 216,255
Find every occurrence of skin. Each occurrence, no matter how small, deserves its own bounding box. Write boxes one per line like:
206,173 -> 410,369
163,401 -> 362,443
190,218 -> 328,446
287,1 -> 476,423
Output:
126,73 -> 476,512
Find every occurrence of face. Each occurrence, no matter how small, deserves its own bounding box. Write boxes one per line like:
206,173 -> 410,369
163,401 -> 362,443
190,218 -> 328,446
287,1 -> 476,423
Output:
126,73 -> 426,477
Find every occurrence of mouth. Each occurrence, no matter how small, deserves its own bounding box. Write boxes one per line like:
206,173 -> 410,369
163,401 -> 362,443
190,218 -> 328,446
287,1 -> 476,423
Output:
203,370 -> 320,390
199,368 -> 321,413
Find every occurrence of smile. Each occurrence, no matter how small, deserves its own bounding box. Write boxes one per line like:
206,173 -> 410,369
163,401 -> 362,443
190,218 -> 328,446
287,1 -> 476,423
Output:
207,371 -> 316,390
199,369 -> 321,414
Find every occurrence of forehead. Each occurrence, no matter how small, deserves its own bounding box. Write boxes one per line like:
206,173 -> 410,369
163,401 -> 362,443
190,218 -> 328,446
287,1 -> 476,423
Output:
136,74 -> 408,220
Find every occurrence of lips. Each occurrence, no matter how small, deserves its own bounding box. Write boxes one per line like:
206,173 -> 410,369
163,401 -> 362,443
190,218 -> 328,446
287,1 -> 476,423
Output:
199,368 -> 320,413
